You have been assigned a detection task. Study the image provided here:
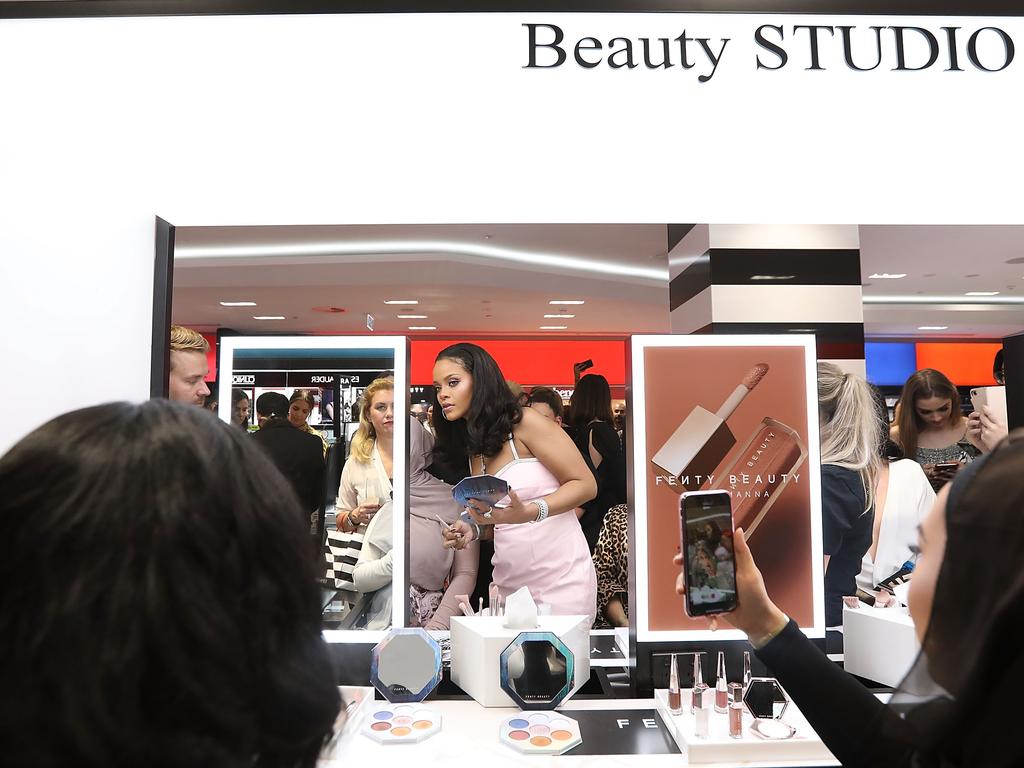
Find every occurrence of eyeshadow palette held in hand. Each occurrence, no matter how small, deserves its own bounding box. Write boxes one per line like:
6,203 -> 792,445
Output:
452,474 -> 510,510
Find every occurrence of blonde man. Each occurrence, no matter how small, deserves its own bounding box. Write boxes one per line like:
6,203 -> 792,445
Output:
169,325 -> 211,405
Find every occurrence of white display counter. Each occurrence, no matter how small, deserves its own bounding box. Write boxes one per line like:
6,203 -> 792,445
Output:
842,605 -> 919,687
321,686 -> 842,767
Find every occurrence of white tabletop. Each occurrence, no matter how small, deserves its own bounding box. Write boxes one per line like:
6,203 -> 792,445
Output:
320,687 -> 842,767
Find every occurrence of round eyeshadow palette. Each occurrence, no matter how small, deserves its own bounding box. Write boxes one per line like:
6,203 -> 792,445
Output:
499,712 -> 582,755
362,704 -> 442,745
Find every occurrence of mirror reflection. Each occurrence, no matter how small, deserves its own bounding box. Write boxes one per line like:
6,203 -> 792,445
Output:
743,677 -> 789,719
172,223 -> 669,633
371,630 -> 442,702
500,635 -> 574,709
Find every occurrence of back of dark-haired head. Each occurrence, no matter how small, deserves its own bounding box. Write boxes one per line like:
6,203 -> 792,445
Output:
0,400 -> 341,767
869,384 -> 904,460
568,374 -> 614,428
527,386 -> 564,421
894,368 -> 961,459
994,348 -> 1005,385
431,342 -> 521,464
256,391 -> 290,418
889,432 -> 1024,761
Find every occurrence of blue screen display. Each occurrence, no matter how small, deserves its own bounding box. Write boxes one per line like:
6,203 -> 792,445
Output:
865,342 -> 917,387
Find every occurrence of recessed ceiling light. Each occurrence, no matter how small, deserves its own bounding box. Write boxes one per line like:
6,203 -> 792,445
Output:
965,291 -> 1000,296
384,300 -> 419,305
868,273 -> 907,279
863,295 -> 1024,304
788,328 -> 817,332
549,300 -> 585,305
220,301 -> 257,306
540,325 -> 568,330
311,306 -> 346,313
544,314 -> 575,319
407,326 -> 436,330
253,315 -> 285,320
750,274 -> 795,280
918,326 -> 949,330
397,314 -> 428,319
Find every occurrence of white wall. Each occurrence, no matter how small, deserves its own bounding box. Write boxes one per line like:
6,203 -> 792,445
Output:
1,12 -> 1021,452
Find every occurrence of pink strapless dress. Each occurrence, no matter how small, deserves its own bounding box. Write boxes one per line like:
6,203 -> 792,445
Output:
488,439 -> 597,626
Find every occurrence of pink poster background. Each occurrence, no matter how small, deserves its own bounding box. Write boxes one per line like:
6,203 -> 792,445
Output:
643,345 -> 815,631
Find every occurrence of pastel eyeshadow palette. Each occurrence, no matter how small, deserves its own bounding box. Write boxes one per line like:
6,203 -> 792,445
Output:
362,704 -> 442,744
499,712 -> 582,755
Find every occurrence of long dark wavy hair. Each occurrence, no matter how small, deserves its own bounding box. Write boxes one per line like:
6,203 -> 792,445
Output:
569,374 -> 614,428
431,342 -> 522,467
894,368 -> 962,459
0,400 -> 341,768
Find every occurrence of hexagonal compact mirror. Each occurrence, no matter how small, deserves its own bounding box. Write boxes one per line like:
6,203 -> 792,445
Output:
742,677 -> 789,719
499,631 -> 575,711
370,628 -> 442,703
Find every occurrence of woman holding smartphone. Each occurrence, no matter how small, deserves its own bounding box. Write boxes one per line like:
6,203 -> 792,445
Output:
892,368 -> 979,490
434,343 -> 598,624
676,432 -> 1024,768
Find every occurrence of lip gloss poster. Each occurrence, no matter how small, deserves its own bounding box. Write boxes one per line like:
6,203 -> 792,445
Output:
632,337 -> 823,635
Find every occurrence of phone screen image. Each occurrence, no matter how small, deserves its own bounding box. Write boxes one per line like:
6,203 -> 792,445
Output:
680,491 -> 737,617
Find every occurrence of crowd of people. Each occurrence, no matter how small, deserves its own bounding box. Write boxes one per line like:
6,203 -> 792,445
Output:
2,325 -> 1016,765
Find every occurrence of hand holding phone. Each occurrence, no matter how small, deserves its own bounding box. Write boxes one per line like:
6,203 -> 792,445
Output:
680,490 -> 738,617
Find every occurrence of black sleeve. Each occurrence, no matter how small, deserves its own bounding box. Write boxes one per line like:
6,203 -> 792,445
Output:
755,620 -> 914,768
591,422 -> 627,502
821,466 -> 863,556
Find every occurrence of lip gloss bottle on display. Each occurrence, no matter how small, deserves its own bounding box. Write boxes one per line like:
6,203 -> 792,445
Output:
668,653 -> 682,714
710,417 -> 807,536
729,700 -> 744,738
691,653 -> 707,714
715,651 -> 729,713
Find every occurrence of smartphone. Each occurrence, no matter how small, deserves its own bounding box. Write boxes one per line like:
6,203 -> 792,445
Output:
934,462 -> 960,475
576,359 -> 594,372
680,490 -> 738,617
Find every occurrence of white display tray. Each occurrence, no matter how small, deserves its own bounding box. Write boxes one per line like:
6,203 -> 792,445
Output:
654,689 -> 837,764
842,605 -> 919,687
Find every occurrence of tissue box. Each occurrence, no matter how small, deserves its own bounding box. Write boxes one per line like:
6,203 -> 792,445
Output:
843,605 -> 919,687
450,615 -> 591,707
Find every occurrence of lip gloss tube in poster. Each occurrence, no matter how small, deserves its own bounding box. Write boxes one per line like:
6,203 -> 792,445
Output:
710,417 -> 807,536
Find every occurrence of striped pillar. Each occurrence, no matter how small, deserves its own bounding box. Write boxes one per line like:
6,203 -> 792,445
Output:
667,224 -> 865,375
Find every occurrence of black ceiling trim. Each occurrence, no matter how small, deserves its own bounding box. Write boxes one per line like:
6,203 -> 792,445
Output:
3,1 -> 1023,19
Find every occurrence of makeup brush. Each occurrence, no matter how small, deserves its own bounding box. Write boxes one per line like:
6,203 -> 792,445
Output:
653,363 -> 770,491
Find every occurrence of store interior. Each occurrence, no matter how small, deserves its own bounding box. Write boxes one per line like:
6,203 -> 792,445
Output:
166,222 -> 1024,764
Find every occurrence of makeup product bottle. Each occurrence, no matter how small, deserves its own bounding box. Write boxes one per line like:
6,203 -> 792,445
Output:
715,651 -> 729,714
653,364 -> 770,491
710,417 -> 807,537
668,653 -> 682,714
728,700 -> 744,739
743,651 -> 752,686
728,682 -> 743,705
694,697 -> 710,739
690,653 -> 707,714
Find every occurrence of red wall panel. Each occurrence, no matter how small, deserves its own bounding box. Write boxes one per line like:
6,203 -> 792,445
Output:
410,338 -> 627,388
915,342 -> 1001,386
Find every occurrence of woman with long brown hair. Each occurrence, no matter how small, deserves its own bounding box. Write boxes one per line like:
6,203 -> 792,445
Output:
892,369 -> 979,489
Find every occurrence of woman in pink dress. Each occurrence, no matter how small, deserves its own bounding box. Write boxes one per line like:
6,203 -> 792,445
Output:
433,342 -> 599,624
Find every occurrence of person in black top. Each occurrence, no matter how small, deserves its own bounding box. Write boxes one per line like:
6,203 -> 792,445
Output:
253,392 -> 325,537
0,401 -> 341,767
817,362 -> 881,626
676,431 -> 1024,768
569,374 -> 627,553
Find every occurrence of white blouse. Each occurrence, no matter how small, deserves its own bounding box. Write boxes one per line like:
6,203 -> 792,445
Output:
856,459 -> 935,594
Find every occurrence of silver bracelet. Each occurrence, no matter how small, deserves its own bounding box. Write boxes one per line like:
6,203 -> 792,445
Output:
531,498 -> 549,523
459,511 -> 482,541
